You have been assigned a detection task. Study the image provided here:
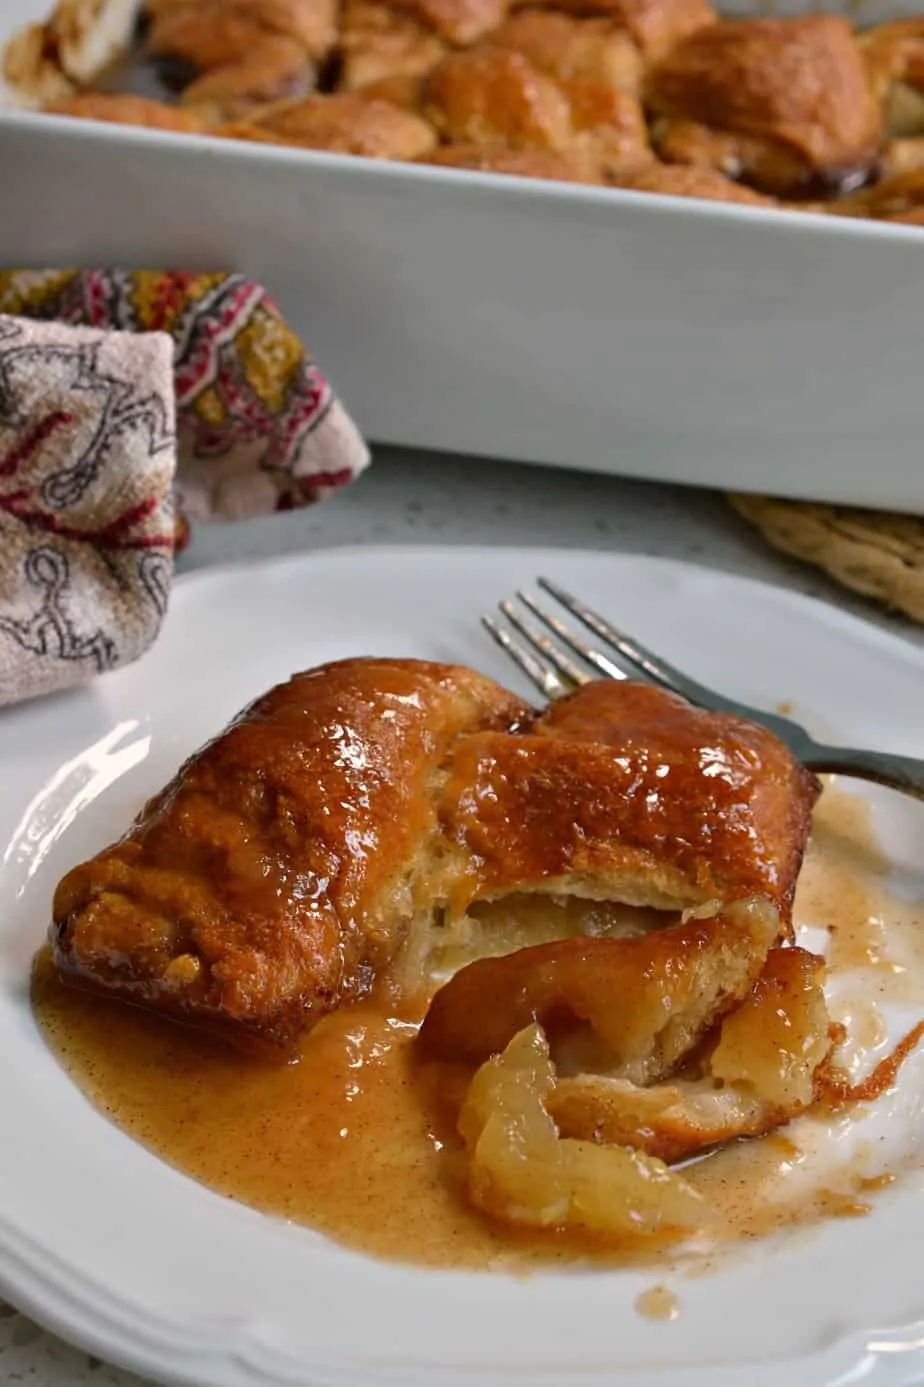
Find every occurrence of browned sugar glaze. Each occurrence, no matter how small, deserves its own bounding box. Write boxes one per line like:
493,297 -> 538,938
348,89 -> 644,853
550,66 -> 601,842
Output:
50,664 -> 816,1056
33,785 -> 920,1273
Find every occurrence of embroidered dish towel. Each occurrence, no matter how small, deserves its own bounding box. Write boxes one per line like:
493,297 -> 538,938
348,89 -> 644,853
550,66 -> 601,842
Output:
0,270 -> 369,707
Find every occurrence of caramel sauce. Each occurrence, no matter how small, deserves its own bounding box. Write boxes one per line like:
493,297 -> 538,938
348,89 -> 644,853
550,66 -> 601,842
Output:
31,785 -> 923,1273
799,789 -> 924,998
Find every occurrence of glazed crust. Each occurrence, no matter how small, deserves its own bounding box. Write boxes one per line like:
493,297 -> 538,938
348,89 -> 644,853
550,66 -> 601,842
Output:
149,0 -> 338,64
880,135 -> 924,179
562,77 -> 650,175
52,666 -> 818,1057
387,0 -> 510,44
441,678 -> 820,921
422,49 -> 649,174
179,40 -> 317,121
423,49 -> 573,148
1,0 -> 138,106
488,10 -> 642,94
513,0 -> 715,60
646,16 -> 882,196
51,658 -> 528,1053
240,91 -> 438,155
862,19 -> 924,138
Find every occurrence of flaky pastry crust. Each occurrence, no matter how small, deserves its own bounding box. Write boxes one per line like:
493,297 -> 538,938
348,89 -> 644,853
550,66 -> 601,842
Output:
338,0 -> 446,91
513,0 -> 715,60
51,659 -> 528,1052
52,663 -> 817,1058
241,90 -> 438,154
423,48 -> 573,148
615,159 -> 777,204
646,15 -> 882,196
46,91 -> 207,130
488,10 -> 642,94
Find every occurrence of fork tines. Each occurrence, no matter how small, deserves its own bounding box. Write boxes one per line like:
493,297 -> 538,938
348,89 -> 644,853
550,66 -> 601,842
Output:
483,578 -> 719,709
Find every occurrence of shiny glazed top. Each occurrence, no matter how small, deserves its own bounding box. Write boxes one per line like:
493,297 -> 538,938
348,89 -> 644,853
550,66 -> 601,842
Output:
50,658 -> 818,1054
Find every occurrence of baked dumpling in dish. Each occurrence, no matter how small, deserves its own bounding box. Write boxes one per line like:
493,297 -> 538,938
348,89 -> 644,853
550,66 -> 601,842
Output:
3,0 -> 141,107
177,40 -> 317,121
225,91 -> 438,155
145,0 -> 332,119
614,159 -> 778,205
879,136 -> 924,179
423,49 -> 574,148
646,16 -> 882,197
862,18 -> 924,139
147,0 -> 338,64
337,0 -> 447,93
511,0 -> 715,62
828,167 -> 924,225
487,10 -> 642,96
387,0 -> 511,46
561,78 -> 651,176
422,49 -> 650,176
45,92 -> 207,131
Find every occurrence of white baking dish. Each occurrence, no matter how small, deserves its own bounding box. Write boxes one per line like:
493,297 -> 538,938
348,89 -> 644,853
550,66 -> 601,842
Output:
2,0 -> 924,510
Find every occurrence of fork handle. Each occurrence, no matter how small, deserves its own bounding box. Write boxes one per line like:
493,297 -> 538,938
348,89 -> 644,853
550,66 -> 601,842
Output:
805,745 -> 924,801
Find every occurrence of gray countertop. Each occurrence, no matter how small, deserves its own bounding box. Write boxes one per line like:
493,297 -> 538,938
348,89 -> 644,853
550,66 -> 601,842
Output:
3,446 -> 919,1387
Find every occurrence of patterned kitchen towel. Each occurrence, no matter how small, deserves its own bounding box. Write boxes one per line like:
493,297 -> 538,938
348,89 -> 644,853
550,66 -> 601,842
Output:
0,270 -> 369,529
0,271 -> 369,707
0,315 -> 176,706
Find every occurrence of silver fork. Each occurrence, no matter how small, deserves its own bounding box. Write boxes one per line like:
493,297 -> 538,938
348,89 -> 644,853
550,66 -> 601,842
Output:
483,576 -> 924,802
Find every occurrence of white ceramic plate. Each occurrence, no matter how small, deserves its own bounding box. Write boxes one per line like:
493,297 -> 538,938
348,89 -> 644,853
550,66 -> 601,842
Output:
3,545 -> 924,1387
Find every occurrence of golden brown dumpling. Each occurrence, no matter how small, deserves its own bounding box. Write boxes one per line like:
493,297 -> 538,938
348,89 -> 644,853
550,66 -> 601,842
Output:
232,91 -> 438,156
388,0 -> 510,45
561,77 -> 650,176
422,49 -> 649,178
488,10 -> 642,95
862,18 -> 924,138
828,168 -> 924,225
148,0 -> 338,64
879,136 -> 924,179
512,0 -> 714,62
337,0 -> 447,93
423,49 -> 574,149
646,16 -> 882,197
45,92 -> 207,132
614,158 -> 778,205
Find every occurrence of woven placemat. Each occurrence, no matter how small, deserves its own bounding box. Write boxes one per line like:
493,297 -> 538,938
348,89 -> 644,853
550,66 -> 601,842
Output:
729,494 -> 924,624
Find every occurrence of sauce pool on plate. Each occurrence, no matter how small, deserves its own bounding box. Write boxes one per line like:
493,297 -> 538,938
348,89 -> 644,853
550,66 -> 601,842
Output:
31,787 -> 922,1275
